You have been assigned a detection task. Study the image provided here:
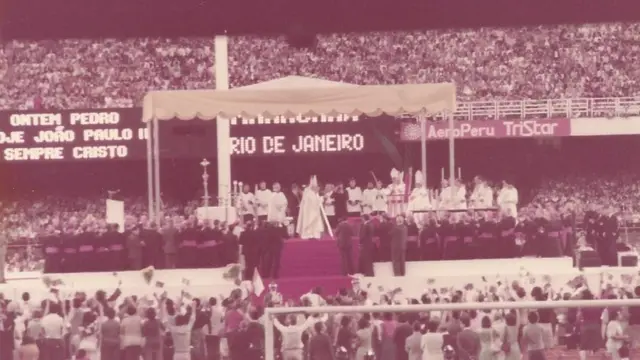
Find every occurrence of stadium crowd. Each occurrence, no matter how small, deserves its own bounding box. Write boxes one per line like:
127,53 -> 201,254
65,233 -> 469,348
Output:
0,22 -> 639,110
0,19 -> 639,360
0,259 -> 638,360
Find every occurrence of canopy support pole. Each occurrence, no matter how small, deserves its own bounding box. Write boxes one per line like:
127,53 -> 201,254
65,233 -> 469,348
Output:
153,118 -> 161,223
419,114 -> 427,187
448,112 -> 455,202
215,35 -> 232,207
146,121 -> 154,221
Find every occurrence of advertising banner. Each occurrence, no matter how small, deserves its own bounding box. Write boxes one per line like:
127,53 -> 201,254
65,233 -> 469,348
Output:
399,118 -> 572,141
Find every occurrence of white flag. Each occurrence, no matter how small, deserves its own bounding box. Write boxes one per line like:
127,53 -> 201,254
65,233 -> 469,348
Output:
106,199 -> 125,233
252,268 -> 265,296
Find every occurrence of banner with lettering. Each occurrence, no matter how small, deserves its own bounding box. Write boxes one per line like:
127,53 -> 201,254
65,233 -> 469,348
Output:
0,109 -> 394,162
399,118 -> 572,141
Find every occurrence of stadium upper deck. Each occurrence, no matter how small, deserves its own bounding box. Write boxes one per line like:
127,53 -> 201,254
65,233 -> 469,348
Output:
1,23 -> 638,111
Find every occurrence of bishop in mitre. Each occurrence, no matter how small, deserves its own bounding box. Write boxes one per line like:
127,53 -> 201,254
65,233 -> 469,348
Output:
387,168 -> 406,195
296,175 -> 332,240
469,176 -> 494,209
407,170 -> 431,223
387,168 -> 405,214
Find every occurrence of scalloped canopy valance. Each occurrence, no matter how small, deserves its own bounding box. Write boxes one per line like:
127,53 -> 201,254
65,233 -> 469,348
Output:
141,77 -> 456,122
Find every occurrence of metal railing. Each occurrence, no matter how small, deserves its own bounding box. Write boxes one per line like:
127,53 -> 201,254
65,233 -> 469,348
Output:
427,97 -> 640,121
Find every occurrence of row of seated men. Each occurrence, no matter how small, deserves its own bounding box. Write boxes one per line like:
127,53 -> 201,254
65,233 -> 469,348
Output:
362,210 -> 578,263
39,222 -> 241,273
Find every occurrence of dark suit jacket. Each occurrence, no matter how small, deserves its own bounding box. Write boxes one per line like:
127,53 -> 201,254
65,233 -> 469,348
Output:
393,323 -> 413,360
336,221 -> 353,249
391,224 -> 408,251
308,333 -> 334,360
456,328 -> 481,360
359,221 -> 374,246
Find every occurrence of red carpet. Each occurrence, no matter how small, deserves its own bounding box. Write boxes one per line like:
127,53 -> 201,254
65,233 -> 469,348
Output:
279,237 -> 346,278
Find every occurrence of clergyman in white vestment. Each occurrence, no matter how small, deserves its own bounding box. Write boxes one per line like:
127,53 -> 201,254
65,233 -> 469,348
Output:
296,176 -> 330,240
267,182 -> 288,224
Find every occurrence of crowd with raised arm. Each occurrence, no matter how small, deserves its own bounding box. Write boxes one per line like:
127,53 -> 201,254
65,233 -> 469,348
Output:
0,262 -> 638,360
0,22 -> 639,110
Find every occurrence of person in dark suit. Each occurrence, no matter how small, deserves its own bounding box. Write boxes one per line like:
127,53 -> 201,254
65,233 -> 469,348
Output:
263,222 -> 286,279
391,215 -> 408,276
162,219 -> 178,269
599,204 -> 620,266
308,322 -> 335,360
335,217 -> 354,275
358,214 -> 375,276
394,314 -> 413,360
127,226 -> 143,270
456,314 -> 481,360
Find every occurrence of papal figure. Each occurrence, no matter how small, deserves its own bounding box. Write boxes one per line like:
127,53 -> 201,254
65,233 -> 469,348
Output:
296,175 -> 332,240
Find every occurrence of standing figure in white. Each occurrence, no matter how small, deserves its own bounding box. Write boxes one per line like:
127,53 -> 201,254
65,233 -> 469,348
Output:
296,176 -> 330,240
497,180 -> 519,219
255,181 -> 272,222
346,178 -> 363,217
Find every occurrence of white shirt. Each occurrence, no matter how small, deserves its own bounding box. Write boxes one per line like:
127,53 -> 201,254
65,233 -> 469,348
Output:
255,189 -> 273,216
209,307 -> 224,336
237,191 -> 256,216
41,313 -> 65,339
362,188 -> 377,214
605,320 -> 624,350
267,191 -> 288,223
346,186 -> 363,213
274,315 -> 327,351
497,187 -> 518,206
373,188 -> 388,213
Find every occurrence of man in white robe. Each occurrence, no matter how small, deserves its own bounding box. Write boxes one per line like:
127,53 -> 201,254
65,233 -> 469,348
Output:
346,179 -> 363,216
255,181 -> 272,222
361,182 -> 376,215
267,182 -> 288,224
236,184 -> 256,222
497,180 -> 519,218
372,181 -> 388,215
439,179 -> 454,210
453,179 -> 467,210
387,168 -> 406,216
469,176 -> 494,209
407,170 -> 431,224
296,176 -> 331,240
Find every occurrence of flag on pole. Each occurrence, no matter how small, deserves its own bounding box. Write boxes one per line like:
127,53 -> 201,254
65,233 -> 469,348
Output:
252,268 -> 265,296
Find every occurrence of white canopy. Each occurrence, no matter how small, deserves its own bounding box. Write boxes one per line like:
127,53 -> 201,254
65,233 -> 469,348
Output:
142,76 -> 456,121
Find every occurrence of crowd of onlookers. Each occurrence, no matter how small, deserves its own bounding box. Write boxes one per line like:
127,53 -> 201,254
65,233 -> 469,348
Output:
1,22 -> 639,110
0,261 -> 637,360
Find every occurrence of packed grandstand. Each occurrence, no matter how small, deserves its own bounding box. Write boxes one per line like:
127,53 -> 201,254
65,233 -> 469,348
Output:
1,22 -> 640,360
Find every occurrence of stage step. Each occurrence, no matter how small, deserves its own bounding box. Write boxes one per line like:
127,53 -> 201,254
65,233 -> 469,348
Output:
279,239 -> 345,278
